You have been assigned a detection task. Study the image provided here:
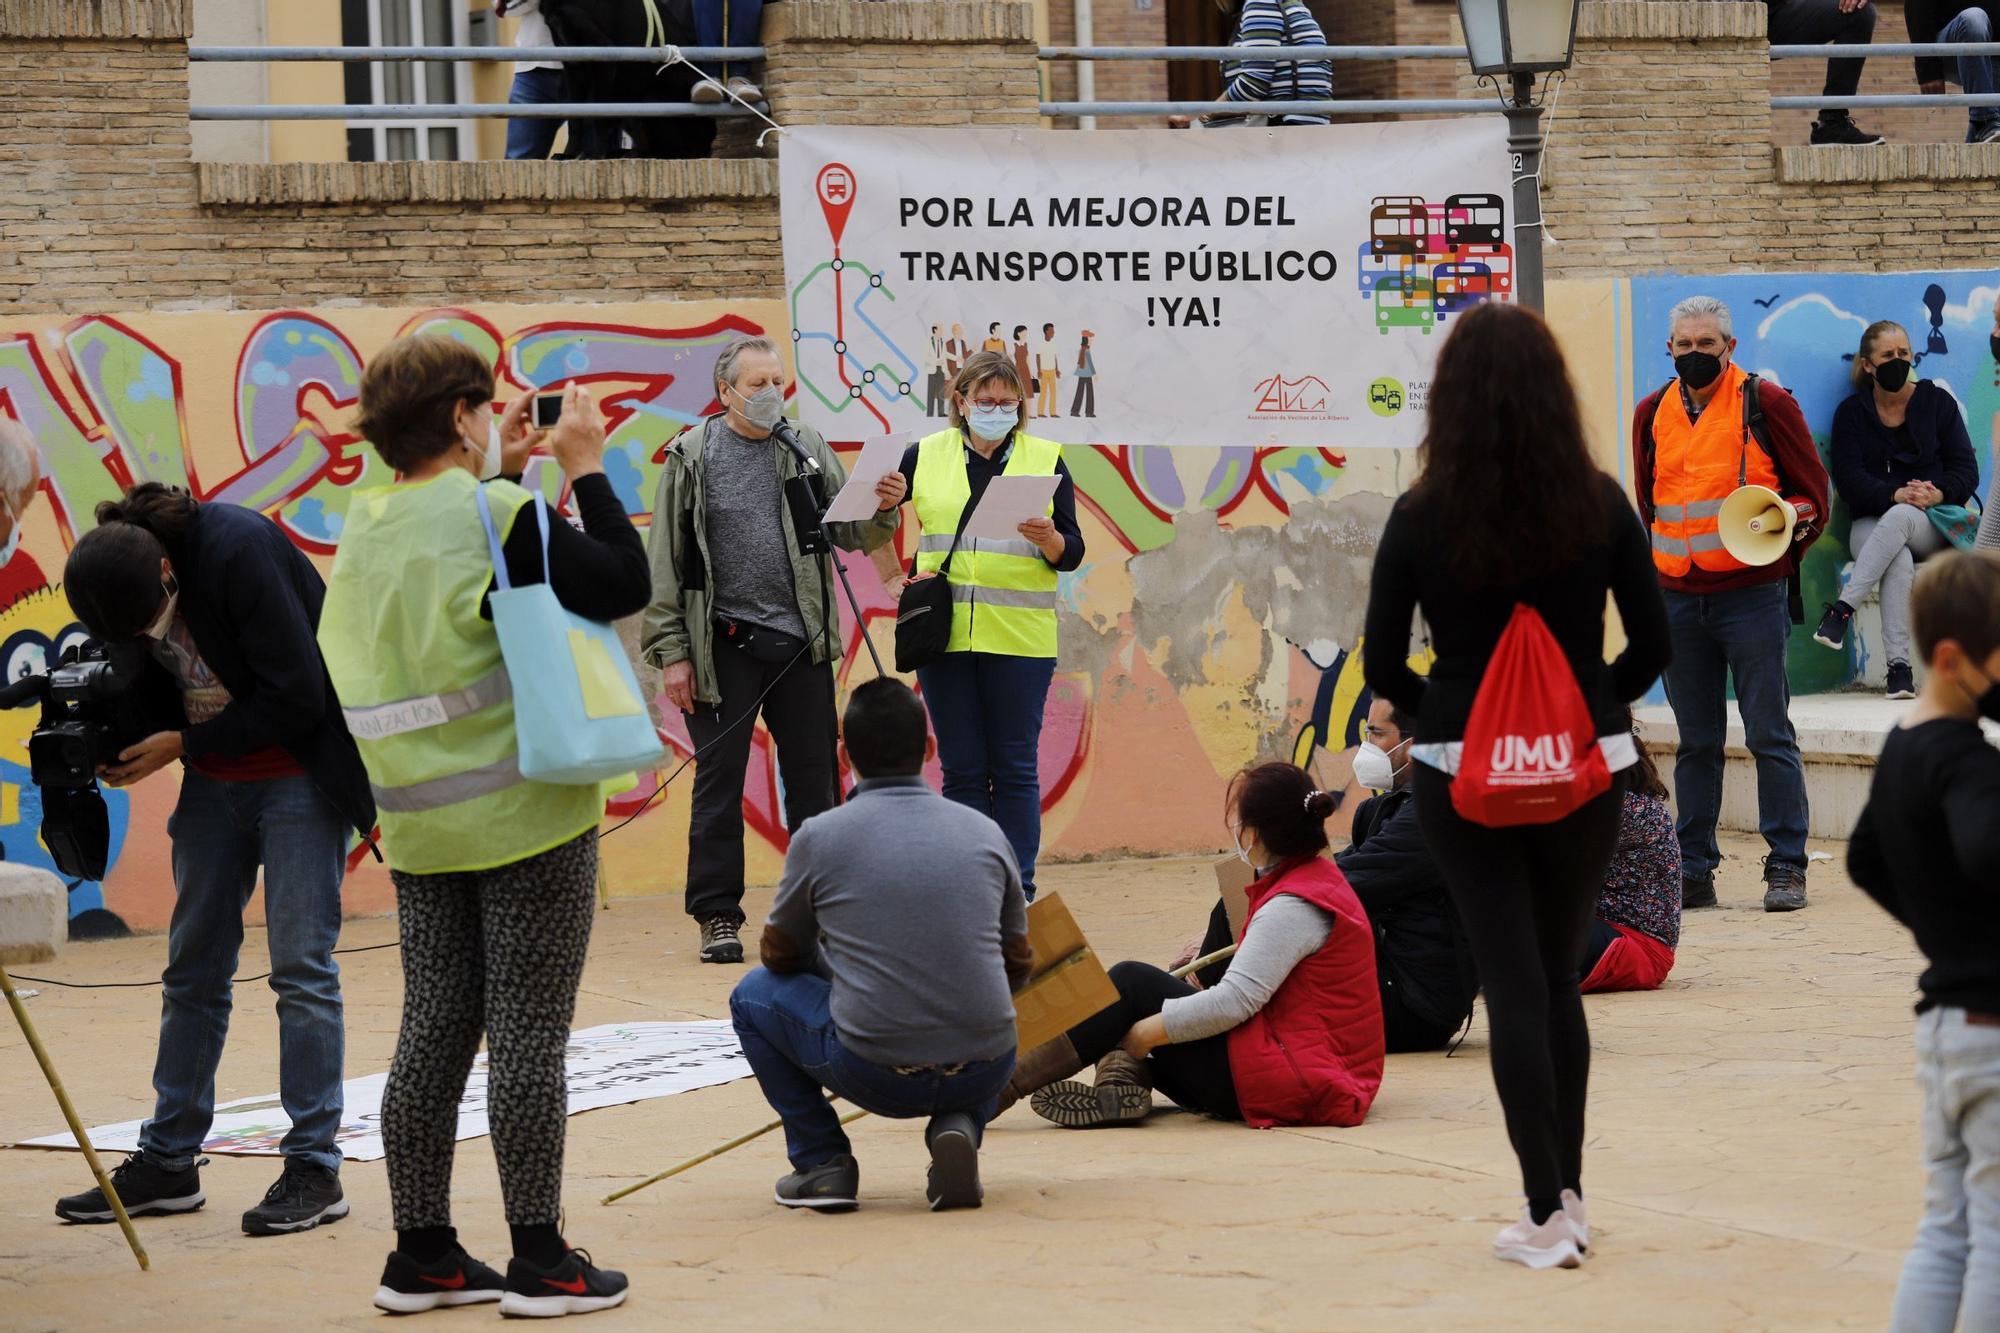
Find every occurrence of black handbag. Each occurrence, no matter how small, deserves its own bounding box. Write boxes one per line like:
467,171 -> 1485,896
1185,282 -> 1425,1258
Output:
894,499 -> 974,673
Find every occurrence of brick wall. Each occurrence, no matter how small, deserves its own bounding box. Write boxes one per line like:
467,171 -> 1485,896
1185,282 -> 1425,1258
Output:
1043,0 -> 1169,125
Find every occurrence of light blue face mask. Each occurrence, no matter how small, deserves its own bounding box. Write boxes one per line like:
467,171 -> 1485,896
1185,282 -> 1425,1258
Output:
967,404 -> 1017,442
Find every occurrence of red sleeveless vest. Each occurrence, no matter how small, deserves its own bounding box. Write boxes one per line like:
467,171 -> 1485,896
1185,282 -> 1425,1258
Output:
1225,855 -> 1386,1128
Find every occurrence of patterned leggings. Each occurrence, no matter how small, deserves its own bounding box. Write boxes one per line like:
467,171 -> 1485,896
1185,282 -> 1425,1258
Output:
381,830 -> 598,1231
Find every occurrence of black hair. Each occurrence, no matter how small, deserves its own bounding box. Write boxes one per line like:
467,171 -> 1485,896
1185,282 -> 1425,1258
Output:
1228,760 -> 1335,860
842,678 -> 931,778
63,483 -> 198,639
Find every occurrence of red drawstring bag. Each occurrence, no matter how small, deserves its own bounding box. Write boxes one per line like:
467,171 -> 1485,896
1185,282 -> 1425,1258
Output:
1451,603 -> 1610,827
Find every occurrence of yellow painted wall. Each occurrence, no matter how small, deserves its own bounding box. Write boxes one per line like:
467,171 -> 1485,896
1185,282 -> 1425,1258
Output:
266,2 -> 345,164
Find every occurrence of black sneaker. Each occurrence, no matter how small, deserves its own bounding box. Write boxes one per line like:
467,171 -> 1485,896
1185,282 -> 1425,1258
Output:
924,1112 -> 983,1211
1970,121 -> 2000,146
1762,860 -> 1808,913
241,1159 -> 348,1236
1682,873 -> 1718,911
698,914 -> 744,964
1886,661 -> 1916,700
1813,600 -> 1854,650
499,1247 -> 629,1318
374,1245 -> 506,1315
54,1151 -> 205,1223
1810,117 -> 1884,146
774,1154 -> 859,1211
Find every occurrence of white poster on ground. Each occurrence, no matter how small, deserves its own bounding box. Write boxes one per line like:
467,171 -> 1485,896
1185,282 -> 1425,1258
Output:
14,1021 -> 749,1162
778,121 -> 1515,448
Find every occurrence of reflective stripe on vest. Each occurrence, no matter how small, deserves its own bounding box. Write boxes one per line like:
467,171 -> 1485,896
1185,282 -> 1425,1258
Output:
1648,365 -> 1779,578
912,429 -> 1062,658
317,471 -> 603,875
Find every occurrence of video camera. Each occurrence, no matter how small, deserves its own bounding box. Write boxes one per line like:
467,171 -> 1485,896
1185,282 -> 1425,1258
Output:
1,638 -> 156,880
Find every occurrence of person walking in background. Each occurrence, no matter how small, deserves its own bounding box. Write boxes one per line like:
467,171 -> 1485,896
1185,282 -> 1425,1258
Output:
1071,330 -> 1098,419
1847,550 -> 2000,1332
641,337 -> 903,964
879,351 -> 1084,902
1364,301 -> 1672,1269
1820,319 -> 1981,698
1036,324 -> 1061,420
1634,295 -> 1828,913
497,0 -> 564,160
1906,0 -> 2000,143
689,0 -> 764,106
1580,717 -> 1682,995
1764,0 -> 1887,145
327,340 -> 649,1316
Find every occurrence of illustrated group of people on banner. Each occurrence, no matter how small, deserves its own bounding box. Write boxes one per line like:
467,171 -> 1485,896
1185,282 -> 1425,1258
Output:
21,288 -> 2000,1324
924,323 -> 1098,421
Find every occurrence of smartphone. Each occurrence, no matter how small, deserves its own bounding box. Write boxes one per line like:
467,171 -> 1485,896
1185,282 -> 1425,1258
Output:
531,391 -> 564,430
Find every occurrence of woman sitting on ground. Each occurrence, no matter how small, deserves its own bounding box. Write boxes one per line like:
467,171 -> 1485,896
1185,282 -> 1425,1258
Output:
1580,715 -> 1682,994
999,761 -> 1385,1130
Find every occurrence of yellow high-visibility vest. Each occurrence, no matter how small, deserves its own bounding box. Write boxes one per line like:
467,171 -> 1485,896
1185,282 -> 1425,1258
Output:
912,429 -> 1062,658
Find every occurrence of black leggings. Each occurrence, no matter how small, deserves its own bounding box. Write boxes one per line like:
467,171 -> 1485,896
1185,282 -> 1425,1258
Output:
1065,961 -> 1242,1120
1411,765 -> 1623,1203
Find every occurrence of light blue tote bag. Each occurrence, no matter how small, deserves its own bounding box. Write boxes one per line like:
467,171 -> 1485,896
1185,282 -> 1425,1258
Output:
476,486 -> 663,785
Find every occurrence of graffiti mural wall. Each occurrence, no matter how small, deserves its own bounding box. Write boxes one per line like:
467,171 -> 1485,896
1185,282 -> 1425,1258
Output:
0,282 -> 1628,935
1627,270 -> 2000,691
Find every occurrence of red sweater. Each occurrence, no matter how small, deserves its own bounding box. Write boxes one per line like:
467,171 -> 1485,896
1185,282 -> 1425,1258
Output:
1629,376 -> 1830,596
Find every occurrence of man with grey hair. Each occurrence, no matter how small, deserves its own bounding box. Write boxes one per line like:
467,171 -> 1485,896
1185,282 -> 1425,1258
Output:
0,416 -> 43,565
641,337 -> 905,963
1631,295 -> 1829,913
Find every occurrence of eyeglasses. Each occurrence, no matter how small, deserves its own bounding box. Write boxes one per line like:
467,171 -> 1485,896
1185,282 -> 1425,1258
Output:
970,398 -> 1021,412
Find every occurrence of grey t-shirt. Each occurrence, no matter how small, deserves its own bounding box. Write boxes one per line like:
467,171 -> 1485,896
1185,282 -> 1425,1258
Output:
1159,893 -> 1332,1044
703,416 -> 806,638
766,777 -> 1029,1066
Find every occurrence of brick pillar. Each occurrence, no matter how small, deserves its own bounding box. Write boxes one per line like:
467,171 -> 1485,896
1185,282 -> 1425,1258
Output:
762,0 -> 1041,128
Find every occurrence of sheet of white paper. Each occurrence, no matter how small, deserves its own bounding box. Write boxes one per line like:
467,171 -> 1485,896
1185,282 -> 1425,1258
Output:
822,434 -> 910,523
962,474 -> 1061,541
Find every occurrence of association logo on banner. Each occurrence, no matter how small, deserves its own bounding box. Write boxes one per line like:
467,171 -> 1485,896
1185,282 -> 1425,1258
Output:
1250,373 -> 1337,423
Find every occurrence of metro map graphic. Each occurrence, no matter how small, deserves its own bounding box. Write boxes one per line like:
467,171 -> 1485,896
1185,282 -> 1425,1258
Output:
790,162 -> 919,433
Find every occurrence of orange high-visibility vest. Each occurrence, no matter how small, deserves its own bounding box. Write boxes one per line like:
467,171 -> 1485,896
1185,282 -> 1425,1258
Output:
1648,364 -> 1780,577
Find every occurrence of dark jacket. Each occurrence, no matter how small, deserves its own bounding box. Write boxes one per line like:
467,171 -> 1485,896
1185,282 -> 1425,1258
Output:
1906,1 -> 2000,85
1334,787 -> 1477,1033
160,503 -> 374,837
1829,379 -> 1980,519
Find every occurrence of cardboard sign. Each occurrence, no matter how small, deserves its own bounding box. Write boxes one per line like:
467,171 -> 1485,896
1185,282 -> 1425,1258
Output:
1213,854 -> 1253,941
1012,892 -> 1119,1051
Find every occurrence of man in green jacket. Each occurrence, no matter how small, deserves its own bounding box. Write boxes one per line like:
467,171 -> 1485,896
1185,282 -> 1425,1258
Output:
641,336 -> 904,963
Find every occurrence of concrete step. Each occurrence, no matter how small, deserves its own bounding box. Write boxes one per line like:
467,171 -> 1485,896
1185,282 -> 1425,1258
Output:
1634,694 -> 2000,841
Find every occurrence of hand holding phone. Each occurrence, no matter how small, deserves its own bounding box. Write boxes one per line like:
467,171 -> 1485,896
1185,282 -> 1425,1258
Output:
531,391 -> 565,430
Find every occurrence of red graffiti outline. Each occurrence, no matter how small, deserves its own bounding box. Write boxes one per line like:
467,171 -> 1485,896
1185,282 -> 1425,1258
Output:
223,312 -> 369,552
0,333 -> 131,548
55,314 -> 191,493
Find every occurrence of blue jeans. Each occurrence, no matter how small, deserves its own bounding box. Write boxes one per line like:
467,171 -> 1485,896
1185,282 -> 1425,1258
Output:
1661,583 -> 1809,879
729,968 -> 1014,1172
139,771 -> 351,1172
693,0 -> 764,81
506,67 -> 564,160
917,651 -> 1056,898
1892,1008 -> 2000,1332
1939,8 -> 2000,136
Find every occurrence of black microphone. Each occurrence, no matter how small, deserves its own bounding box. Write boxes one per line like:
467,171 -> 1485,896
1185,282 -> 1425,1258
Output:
772,419 -> 821,475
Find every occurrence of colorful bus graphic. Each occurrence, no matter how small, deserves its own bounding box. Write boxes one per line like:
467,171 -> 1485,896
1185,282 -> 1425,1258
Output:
1457,242 -> 1513,294
1431,261 -> 1496,319
1445,193 -> 1505,247
1368,195 -> 1430,257
1375,275 -> 1435,334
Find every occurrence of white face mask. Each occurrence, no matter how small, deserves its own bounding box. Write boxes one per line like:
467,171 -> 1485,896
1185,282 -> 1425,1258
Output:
1229,821 -> 1255,867
144,575 -> 179,641
0,492 -> 19,568
465,416 -> 503,481
1352,737 -> 1410,793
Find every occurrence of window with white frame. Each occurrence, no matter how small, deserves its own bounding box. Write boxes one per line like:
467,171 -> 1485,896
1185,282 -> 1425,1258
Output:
341,0 -> 474,162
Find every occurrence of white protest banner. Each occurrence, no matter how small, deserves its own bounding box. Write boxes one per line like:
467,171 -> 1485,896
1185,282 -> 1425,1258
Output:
16,1022 -> 749,1162
779,121 -> 1514,449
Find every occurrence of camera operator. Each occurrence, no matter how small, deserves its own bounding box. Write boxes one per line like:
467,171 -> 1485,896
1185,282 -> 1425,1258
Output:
52,483 -> 373,1238
0,415 -> 43,566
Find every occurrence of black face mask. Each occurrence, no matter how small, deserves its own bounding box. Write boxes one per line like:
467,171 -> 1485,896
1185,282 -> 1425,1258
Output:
1967,672 -> 2000,724
1872,358 -> 1913,393
1674,351 -> 1723,390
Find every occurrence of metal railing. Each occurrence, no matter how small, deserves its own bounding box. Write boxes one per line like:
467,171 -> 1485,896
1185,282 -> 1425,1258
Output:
1768,41 -> 2000,110
1036,44 -> 1493,120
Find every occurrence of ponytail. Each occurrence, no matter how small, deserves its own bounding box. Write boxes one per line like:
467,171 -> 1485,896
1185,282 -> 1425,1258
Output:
1228,760 -> 1335,860
65,483 -> 191,639
93,482 -> 198,540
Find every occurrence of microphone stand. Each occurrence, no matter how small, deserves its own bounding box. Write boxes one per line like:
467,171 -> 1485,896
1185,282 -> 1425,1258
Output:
776,423 -> 888,678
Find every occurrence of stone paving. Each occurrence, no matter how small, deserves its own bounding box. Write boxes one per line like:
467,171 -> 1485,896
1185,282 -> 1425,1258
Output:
0,833 -> 1928,1330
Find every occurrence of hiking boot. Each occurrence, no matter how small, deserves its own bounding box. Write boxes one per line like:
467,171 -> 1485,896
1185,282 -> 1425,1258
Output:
1493,1207 -> 1584,1269
1813,600 -> 1854,650
698,914 -> 743,964
54,1152 -> 204,1224
499,1248 -> 629,1318
774,1154 -> 859,1211
1762,860 -> 1808,913
1886,661 -> 1916,700
1030,1049 -> 1154,1128
373,1244 -> 506,1314
242,1159 -> 348,1236
1810,116 -> 1884,146
991,1034 -> 1086,1118
924,1112 -> 983,1211
1682,873 -> 1718,911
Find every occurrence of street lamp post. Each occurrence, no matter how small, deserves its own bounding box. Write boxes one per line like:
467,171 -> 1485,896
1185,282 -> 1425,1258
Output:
1455,0 -> 1581,313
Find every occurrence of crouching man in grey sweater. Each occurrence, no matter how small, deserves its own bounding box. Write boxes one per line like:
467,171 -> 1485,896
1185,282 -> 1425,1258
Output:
728,678 -> 1033,1213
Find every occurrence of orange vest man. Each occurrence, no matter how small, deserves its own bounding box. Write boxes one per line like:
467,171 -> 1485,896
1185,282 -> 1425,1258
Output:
1630,295 -> 1829,917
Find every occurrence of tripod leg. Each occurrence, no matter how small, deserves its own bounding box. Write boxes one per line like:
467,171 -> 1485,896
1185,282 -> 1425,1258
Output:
0,963 -> 149,1271
820,523 -> 887,677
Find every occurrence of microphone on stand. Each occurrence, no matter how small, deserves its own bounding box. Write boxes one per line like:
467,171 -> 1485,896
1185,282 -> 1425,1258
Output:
772,419 -> 821,475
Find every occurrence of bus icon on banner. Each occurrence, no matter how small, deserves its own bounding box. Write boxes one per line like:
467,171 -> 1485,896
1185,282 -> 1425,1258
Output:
1445,193 -> 1505,247
1376,275 -> 1435,334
